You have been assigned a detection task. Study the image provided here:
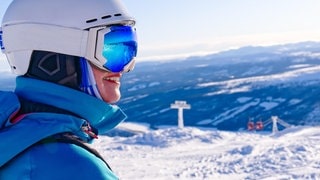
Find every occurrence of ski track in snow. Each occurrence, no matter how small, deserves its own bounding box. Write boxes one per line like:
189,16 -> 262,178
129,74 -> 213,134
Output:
92,124 -> 320,180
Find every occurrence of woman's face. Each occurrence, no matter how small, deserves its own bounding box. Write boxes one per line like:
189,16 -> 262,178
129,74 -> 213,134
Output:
90,63 -> 122,103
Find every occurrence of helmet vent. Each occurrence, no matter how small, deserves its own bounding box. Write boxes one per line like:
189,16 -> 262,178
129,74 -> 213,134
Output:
101,15 -> 112,19
86,14 -> 123,24
86,18 -> 98,23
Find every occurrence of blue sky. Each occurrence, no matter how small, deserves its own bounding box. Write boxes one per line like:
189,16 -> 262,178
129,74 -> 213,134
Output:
123,0 -> 320,60
1,0 -> 320,62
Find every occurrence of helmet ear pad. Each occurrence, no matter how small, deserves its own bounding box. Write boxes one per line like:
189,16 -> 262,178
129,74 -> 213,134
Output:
26,51 -> 81,90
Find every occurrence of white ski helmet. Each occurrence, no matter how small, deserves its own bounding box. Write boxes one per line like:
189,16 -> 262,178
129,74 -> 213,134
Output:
1,0 -> 137,75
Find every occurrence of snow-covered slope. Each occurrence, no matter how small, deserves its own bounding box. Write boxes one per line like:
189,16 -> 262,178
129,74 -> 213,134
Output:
94,124 -> 320,180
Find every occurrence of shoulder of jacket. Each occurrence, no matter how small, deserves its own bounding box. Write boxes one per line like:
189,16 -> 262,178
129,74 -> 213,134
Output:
1,142 -> 118,179
0,112 -> 95,167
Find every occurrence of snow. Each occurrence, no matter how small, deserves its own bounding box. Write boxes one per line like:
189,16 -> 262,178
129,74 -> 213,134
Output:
128,84 -> 147,91
92,123 -> 320,180
197,119 -> 214,125
205,85 -> 251,96
212,99 -> 260,126
288,64 -> 312,69
149,82 -> 161,87
198,65 -> 320,92
259,102 -> 279,111
288,99 -> 302,105
237,97 -> 253,103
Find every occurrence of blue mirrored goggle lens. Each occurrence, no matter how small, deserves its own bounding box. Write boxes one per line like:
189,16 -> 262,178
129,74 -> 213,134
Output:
102,26 -> 137,72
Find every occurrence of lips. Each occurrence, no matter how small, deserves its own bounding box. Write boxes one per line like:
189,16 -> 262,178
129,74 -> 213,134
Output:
103,73 -> 122,83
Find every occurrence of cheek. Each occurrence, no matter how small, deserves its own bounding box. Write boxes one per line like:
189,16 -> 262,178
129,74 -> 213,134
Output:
97,79 -> 121,103
90,65 -> 121,103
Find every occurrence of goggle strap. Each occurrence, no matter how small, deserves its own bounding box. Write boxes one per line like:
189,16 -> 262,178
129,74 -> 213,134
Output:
79,58 -> 102,100
86,61 -> 102,99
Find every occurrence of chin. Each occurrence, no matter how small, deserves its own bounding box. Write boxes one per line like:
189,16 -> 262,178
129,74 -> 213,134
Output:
103,94 -> 121,104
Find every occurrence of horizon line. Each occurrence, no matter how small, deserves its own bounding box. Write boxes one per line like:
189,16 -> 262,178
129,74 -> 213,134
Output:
136,39 -> 320,62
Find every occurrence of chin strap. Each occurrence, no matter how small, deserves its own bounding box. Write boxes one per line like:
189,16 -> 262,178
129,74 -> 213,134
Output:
79,58 -> 102,100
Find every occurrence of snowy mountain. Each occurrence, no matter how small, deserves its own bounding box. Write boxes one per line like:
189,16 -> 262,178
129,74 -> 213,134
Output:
118,41 -> 320,131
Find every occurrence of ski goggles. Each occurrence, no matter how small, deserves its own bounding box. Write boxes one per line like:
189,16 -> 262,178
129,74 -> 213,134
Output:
86,25 -> 138,73
0,23 -> 137,74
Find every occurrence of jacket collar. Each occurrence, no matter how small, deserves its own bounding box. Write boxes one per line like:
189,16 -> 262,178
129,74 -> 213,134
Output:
14,76 -> 127,133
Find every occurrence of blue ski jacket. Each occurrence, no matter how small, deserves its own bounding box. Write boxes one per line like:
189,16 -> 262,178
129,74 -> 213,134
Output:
0,76 -> 127,179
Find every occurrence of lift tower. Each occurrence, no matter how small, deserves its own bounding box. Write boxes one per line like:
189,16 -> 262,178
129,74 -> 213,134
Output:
171,101 -> 191,128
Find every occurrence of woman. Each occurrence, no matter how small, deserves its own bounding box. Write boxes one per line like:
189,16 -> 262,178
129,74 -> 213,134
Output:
0,0 -> 138,179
